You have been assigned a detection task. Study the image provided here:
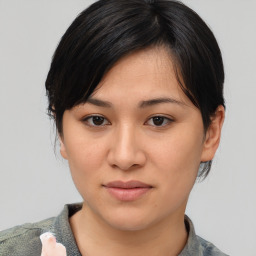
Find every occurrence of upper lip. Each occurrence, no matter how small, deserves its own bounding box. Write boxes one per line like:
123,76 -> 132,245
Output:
104,180 -> 152,189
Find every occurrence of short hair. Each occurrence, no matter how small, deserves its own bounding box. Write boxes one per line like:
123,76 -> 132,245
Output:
45,0 -> 225,179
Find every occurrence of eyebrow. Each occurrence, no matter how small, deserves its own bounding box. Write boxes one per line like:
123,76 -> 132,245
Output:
87,98 -> 112,107
139,97 -> 185,108
86,97 -> 185,108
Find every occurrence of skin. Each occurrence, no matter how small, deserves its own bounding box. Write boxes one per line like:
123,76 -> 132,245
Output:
59,47 -> 225,256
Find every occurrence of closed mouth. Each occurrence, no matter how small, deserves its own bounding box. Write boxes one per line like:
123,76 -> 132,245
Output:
103,180 -> 153,201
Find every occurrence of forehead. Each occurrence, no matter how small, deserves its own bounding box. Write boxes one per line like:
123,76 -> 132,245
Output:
91,47 -> 191,107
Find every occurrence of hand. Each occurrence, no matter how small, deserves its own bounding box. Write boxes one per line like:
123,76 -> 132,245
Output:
40,232 -> 67,256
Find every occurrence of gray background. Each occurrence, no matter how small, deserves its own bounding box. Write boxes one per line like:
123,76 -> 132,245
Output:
0,1 -> 256,255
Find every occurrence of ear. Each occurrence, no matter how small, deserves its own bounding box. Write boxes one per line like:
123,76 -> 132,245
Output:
59,135 -> 68,159
201,105 -> 225,162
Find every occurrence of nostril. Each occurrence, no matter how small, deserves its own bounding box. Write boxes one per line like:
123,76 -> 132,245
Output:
107,137 -> 146,170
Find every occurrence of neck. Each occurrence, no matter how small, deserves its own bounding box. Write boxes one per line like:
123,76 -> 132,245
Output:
70,203 -> 188,256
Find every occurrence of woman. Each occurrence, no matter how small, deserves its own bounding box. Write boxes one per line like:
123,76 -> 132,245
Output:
0,0 -> 227,255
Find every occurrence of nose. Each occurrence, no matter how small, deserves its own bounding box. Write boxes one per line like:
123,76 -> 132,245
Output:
107,124 -> 146,171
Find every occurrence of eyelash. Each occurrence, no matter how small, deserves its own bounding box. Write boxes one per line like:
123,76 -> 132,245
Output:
82,115 -> 174,128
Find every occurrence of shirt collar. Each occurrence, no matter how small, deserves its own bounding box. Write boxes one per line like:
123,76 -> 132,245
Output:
52,203 -> 203,256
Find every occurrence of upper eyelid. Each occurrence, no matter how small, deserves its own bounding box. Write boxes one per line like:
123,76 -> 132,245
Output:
147,114 -> 174,120
82,114 -> 108,120
145,114 -> 175,123
82,114 -> 107,120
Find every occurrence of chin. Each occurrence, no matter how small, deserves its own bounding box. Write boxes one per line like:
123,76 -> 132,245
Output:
110,219 -> 150,231
103,209 -> 157,232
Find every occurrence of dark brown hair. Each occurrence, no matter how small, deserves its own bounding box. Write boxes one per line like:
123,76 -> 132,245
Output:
45,0 -> 225,178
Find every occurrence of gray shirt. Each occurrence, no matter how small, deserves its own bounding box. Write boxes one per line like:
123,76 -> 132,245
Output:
0,203 -> 228,256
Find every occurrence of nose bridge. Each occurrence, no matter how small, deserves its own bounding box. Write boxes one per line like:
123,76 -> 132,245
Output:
118,123 -> 136,152
108,122 -> 145,170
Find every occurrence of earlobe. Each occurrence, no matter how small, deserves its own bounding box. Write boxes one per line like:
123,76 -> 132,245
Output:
59,136 -> 68,159
201,105 -> 225,162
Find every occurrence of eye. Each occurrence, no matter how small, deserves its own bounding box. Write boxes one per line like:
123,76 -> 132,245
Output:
83,115 -> 110,127
146,116 -> 174,127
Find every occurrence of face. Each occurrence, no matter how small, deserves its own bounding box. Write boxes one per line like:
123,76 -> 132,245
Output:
60,47 -> 219,231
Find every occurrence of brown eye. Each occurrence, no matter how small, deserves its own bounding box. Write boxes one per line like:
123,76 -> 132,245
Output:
83,115 -> 109,126
92,116 -> 105,125
152,116 -> 165,126
146,116 -> 174,127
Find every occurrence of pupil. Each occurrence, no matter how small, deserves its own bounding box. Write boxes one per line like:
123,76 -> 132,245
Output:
153,117 -> 164,126
93,116 -> 104,125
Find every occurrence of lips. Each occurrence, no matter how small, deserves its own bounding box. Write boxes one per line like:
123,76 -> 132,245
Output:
103,180 -> 153,201
105,180 -> 152,189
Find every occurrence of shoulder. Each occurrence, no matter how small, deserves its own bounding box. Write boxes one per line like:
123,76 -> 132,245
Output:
0,217 -> 55,256
0,204 -> 82,256
197,235 -> 229,256
181,215 -> 228,256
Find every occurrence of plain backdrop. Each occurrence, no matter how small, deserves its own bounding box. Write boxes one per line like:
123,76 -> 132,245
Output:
0,1 -> 256,255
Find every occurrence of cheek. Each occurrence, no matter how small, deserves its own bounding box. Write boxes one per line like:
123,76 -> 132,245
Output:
64,135 -> 106,195
154,133 -> 202,169
68,141 -> 99,168
64,123 -> 107,169
150,127 -> 204,192
148,137 -> 201,214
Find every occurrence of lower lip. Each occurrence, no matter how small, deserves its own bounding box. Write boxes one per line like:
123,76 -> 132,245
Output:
104,187 -> 152,201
